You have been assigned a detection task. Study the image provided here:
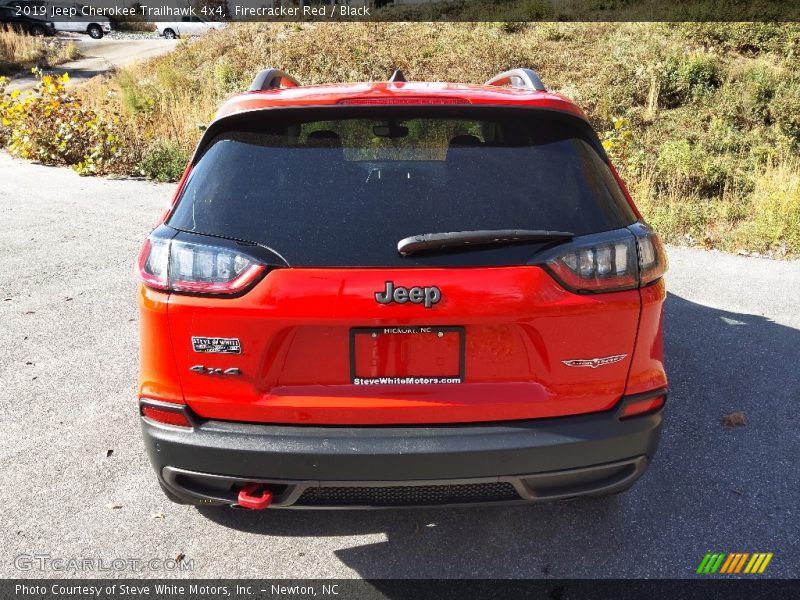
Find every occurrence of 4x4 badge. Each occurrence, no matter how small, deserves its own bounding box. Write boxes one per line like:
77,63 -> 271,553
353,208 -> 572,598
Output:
375,281 -> 442,308
562,354 -> 627,368
190,365 -> 240,376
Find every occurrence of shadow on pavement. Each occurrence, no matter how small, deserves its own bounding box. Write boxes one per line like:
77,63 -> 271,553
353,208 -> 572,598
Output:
197,293 -> 799,578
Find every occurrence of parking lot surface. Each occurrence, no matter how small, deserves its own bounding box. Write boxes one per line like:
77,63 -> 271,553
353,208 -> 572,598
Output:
0,153 -> 797,578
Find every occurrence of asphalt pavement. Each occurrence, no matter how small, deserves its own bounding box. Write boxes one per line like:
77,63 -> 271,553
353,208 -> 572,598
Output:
0,152 -> 797,579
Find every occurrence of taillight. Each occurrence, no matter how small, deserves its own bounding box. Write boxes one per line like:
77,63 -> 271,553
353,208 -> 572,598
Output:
141,405 -> 192,428
544,224 -> 667,293
546,237 -> 639,292
137,235 -> 266,295
619,393 -> 666,419
636,230 -> 668,285
138,238 -> 170,290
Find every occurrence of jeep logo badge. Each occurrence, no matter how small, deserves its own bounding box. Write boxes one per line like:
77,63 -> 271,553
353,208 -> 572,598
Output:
375,281 -> 442,308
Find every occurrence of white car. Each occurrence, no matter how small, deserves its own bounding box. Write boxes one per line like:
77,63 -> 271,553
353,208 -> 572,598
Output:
156,16 -> 224,39
53,3 -> 111,39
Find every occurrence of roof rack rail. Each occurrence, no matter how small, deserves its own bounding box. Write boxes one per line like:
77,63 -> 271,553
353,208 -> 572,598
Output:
388,69 -> 407,83
485,68 -> 546,92
249,69 -> 301,92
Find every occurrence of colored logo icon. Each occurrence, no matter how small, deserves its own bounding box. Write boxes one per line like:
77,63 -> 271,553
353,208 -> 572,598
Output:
696,552 -> 773,574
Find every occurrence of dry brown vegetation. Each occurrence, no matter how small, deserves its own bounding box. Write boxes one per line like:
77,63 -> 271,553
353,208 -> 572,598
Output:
0,30 -> 79,75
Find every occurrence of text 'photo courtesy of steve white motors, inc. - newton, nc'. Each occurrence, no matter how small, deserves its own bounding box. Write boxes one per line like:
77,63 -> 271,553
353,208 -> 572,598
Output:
14,582 -> 342,597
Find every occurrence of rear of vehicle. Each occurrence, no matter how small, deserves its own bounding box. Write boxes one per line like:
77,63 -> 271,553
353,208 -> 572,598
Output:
138,71 -> 667,509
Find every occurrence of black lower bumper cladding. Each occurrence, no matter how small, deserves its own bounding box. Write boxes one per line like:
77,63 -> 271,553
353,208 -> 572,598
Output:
141,396 -> 664,509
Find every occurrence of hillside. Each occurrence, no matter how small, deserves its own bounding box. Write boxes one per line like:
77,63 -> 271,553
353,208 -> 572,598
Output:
5,22 -> 800,255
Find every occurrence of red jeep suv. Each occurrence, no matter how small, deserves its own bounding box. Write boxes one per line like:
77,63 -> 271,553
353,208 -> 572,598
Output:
137,68 -> 668,509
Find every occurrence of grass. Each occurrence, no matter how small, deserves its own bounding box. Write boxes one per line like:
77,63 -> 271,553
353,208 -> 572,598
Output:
0,30 -> 80,75
373,0 -> 800,22
9,21 -> 800,256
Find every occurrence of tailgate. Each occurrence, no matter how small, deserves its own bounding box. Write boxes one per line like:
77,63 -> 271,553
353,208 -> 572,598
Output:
166,266 -> 641,425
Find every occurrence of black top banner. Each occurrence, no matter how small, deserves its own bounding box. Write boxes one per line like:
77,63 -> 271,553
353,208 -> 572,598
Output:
6,0 -> 800,23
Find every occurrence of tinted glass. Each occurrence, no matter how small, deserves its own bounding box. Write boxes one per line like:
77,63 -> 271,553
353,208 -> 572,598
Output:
168,113 -> 636,267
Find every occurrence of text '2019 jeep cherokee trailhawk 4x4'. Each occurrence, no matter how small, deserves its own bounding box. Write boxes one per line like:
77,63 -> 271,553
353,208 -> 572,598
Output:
137,68 -> 668,509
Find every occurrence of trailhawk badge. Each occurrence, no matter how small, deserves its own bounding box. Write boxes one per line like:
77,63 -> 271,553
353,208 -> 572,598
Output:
192,336 -> 241,354
562,354 -> 627,368
375,281 -> 442,308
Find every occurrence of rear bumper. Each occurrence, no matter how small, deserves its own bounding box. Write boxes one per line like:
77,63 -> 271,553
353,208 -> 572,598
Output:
141,393 -> 664,508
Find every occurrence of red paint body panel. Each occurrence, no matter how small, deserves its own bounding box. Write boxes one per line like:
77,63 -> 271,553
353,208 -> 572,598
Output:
138,286 -> 184,404
143,266 -> 655,425
214,82 -> 589,120
625,279 -> 668,396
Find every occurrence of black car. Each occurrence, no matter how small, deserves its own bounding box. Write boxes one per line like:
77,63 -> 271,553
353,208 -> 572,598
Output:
0,5 -> 55,35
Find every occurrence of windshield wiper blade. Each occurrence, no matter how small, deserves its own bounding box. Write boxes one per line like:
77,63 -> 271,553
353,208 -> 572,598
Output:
397,229 -> 574,256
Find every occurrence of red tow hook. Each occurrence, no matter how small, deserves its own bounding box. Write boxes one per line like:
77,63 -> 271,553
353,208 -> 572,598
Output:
237,483 -> 273,510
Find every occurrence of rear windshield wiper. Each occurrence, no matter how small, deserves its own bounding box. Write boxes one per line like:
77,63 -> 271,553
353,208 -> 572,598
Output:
397,229 -> 574,256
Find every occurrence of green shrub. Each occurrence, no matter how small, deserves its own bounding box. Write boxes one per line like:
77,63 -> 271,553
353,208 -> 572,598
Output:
136,138 -> 187,182
676,23 -> 800,57
737,160 -> 800,254
655,140 -> 730,196
601,117 -> 634,172
212,61 -> 242,96
117,70 -> 155,114
498,21 -> 528,35
705,116 -> 742,154
0,70 -> 126,175
743,65 -> 777,125
771,80 -> 800,147
660,53 -> 722,108
717,62 -> 779,129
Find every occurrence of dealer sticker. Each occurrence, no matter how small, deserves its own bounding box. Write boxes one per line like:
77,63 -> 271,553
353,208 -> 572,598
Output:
191,336 -> 241,354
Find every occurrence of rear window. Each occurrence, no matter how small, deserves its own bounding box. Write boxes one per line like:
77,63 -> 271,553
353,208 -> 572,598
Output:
168,111 -> 636,267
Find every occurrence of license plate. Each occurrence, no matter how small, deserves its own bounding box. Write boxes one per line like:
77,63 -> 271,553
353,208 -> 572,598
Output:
350,326 -> 465,385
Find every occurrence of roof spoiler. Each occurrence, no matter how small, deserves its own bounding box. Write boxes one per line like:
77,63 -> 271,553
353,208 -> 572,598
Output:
248,67 -> 546,92
250,68 -> 412,91
485,68 -> 546,92
249,69 -> 301,91
389,69 -> 407,83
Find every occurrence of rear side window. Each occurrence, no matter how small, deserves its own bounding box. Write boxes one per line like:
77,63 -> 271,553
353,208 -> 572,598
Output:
168,111 -> 636,267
